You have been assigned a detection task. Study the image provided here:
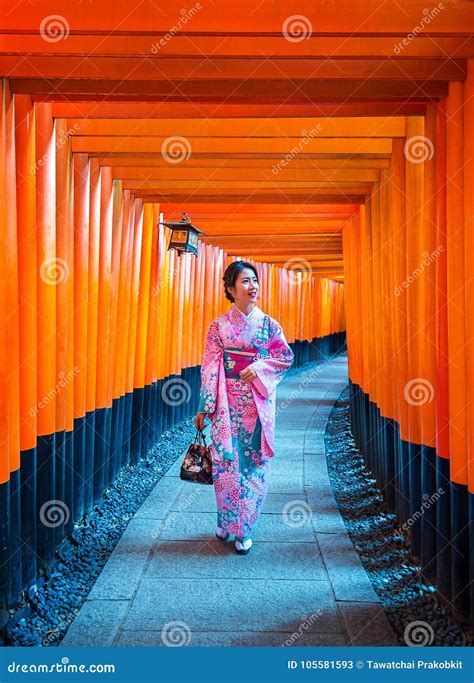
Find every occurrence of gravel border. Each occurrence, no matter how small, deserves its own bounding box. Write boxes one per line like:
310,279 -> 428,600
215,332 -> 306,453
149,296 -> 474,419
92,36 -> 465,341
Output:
324,386 -> 471,647
2,419 -> 198,647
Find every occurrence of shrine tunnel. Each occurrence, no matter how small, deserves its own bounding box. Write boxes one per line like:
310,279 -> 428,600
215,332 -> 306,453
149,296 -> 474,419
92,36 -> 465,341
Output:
0,0 -> 473,634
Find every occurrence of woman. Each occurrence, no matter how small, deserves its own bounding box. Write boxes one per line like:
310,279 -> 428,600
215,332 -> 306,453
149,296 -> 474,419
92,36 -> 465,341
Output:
194,260 -> 294,555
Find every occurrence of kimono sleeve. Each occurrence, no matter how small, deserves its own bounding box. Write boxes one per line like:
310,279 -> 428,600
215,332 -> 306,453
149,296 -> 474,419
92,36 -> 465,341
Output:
197,319 -> 223,414
250,322 -> 294,399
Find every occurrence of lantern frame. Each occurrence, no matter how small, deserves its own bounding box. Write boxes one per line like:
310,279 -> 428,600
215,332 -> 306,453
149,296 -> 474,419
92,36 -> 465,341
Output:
160,213 -> 206,257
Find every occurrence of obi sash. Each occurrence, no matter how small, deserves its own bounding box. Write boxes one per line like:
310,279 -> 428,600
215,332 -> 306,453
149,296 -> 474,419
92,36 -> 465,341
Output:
223,346 -> 269,379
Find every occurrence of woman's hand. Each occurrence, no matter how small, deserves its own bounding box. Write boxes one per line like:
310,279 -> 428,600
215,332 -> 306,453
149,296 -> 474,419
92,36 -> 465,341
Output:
239,366 -> 257,383
195,412 -> 208,431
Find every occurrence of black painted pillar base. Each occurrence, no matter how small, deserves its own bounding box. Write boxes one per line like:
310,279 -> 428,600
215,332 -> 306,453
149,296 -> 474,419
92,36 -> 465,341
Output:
348,379 -> 473,628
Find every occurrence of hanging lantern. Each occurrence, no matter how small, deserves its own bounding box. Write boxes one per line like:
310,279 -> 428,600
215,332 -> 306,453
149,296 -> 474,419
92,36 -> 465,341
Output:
160,212 -> 206,257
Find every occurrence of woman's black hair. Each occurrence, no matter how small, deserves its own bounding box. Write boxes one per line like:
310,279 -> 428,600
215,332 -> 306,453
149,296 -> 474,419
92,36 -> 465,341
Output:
223,260 -> 259,303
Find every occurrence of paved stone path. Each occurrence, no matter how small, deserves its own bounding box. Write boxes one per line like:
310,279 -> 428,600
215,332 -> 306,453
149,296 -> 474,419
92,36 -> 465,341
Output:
62,355 -> 397,647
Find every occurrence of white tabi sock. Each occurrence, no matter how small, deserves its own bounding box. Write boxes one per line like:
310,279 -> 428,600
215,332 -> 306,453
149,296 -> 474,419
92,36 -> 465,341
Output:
235,538 -> 252,551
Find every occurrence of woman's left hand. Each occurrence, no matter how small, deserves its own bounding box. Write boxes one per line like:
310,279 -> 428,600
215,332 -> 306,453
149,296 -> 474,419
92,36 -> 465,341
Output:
239,367 -> 257,382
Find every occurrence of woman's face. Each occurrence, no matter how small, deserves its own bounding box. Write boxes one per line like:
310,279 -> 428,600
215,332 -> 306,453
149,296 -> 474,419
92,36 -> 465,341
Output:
229,267 -> 259,304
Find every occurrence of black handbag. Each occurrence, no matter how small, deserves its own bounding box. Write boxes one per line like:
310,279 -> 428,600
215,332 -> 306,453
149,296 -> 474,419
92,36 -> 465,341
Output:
179,429 -> 213,485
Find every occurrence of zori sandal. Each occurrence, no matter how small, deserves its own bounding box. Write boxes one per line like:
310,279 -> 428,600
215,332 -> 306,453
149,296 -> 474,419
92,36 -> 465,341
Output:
215,526 -> 230,541
235,537 -> 252,555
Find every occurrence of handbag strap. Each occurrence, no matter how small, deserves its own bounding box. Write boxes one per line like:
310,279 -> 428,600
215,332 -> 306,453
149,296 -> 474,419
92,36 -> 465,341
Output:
194,429 -> 207,446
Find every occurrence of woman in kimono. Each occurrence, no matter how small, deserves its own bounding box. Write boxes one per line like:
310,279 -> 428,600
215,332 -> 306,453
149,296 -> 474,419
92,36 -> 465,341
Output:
194,260 -> 294,555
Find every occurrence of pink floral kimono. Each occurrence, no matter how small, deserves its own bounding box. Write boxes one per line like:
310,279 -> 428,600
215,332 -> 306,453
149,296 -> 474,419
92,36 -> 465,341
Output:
197,304 -> 294,542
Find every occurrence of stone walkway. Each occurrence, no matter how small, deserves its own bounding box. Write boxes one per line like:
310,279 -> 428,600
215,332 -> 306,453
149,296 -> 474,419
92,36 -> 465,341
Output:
61,355 -> 397,647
